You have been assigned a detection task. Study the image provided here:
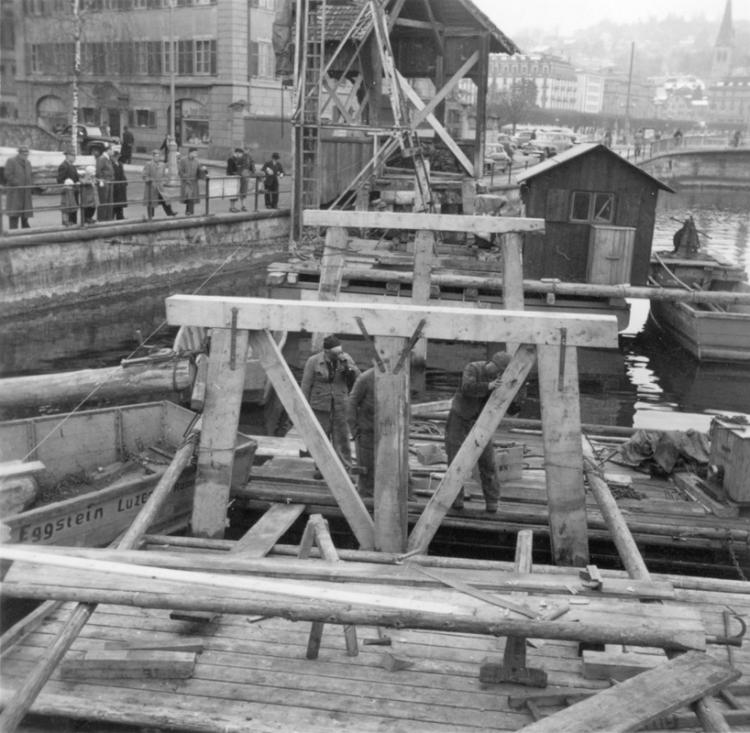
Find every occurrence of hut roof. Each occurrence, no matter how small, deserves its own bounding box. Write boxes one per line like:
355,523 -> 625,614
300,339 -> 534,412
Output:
516,143 -> 675,192
315,0 -> 519,55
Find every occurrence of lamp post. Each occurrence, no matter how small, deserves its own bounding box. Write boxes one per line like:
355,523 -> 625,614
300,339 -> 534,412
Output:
167,0 -> 179,186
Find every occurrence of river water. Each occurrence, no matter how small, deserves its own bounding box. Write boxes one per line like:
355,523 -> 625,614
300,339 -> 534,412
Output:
2,189 -> 750,430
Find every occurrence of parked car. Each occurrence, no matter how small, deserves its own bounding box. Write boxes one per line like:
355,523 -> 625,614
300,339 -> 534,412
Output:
484,143 -> 511,172
60,125 -> 120,155
496,133 -> 516,157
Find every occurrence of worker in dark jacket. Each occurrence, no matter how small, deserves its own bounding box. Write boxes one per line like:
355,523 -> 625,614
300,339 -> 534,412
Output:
347,367 -> 375,497
301,335 -> 360,473
445,351 -> 512,513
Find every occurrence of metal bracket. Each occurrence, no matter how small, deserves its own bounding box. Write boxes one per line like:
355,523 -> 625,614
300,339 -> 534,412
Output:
229,307 -> 239,370
558,327 -> 567,390
354,316 -> 387,373
393,318 -> 426,375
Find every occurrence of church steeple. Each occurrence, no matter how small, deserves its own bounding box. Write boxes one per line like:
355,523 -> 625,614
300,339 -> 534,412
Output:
712,0 -> 734,79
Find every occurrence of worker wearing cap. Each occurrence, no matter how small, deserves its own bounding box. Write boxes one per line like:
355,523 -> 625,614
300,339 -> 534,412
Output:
445,351 -> 513,514
301,335 -> 360,473
5,146 -> 34,229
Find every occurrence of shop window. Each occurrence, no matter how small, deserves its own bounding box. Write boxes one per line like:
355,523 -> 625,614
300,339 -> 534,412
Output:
128,108 -> 157,128
570,191 -> 615,223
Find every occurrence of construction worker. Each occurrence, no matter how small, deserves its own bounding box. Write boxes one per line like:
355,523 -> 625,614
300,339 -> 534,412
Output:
347,367 -> 375,497
445,351 -> 513,514
301,335 -> 360,475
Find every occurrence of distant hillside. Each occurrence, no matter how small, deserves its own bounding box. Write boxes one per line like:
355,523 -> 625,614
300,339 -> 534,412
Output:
512,16 -> 750,79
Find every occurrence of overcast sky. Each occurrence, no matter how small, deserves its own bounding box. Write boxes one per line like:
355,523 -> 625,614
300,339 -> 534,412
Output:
473,0 -> 746,37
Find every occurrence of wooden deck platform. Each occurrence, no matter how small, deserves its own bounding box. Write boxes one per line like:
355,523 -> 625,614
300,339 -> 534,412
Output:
2,542 -> 749,733
241,423 -> 750,575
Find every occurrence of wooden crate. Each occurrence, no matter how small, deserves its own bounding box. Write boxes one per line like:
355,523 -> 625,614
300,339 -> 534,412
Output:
710,420 -> 750,503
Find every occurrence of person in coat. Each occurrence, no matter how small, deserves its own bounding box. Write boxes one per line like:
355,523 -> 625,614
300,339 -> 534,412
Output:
56,149 -> 80,226
110,147 -> 128,220
347,367 -> 375,497
179,147 -> 205,215
226,147 -> 245,212
5,146 -> 33,229
262,152 -> 284,208
301,335 -> 360,473
120,125 -> 134,164
444,351 -> 513,513
142,149 -> 176,218
79,166 -> 99,225
94,148 -> 114,221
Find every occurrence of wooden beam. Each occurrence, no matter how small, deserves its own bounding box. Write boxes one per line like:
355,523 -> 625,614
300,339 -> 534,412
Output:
473,33 -> 489,176
420,0 -> 443,52
392,17 -> 444,31
303,208 -> 544,234
234,503 -> 306,557
411,51 -> 479,128
395,71 -> 475,175
373,337 -> 410,553
166,297 -> 619,350
246,330 -> 375,549
408,345 -> 536,553
192,328 -> 248,539
311,226 -> 347,352
410,229 -> 433,385
518,651 -> 739,733
501,232 -> 524,354
538,343 -> 589,566
60,650 -> 197,680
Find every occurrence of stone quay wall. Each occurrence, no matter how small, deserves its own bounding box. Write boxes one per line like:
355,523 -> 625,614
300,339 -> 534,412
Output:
639,148 -> 750,190
0,211 -> 291,318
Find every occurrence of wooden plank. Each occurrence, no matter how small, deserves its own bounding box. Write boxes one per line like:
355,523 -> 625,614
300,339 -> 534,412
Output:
234,504 -> 306,558
501,232 -> 524,354
60,650 -> 197,680
411,52 -> 478,128
408,345 -> 536,552
0,461 -> 45,479
303,209 -> 544,234
192,328 -> 248,539
582,649 -> 665,681
247,330 -> 375,549
166,297 -> 619,350
311,226 -> 347,353
373,337 -> 410,553
673,472 -> 739,518
518,651 -> 740,733
537,343 -> 588,567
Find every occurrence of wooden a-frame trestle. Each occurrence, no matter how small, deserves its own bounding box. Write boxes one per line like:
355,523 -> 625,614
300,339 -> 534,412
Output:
166,213 -> 619,562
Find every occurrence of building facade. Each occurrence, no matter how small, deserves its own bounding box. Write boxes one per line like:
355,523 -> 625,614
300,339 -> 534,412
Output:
10,0 -> 293,159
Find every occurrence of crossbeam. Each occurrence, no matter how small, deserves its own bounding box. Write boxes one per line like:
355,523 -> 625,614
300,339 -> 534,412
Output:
165,297 -> 618,350
303,209 -> 545,234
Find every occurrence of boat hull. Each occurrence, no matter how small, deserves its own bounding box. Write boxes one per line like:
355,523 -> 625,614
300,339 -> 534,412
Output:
650,297 -> 750,362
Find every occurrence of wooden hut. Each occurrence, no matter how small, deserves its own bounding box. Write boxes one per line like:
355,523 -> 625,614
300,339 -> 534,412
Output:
517,144 -> 674,287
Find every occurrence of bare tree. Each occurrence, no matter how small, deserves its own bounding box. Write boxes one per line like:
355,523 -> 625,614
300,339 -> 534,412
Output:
489,79 -> 538,132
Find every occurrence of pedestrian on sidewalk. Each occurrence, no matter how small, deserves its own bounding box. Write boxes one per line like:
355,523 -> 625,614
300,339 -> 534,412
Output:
142,149 -> 176,218
110,147 -> 128,220
179,147 -> 206,216
5,146 -> 33,230
80,166 -> 99,225
94,147 -> 114,221
57,148 -> 80,226
120,125 -> 134,164
263,152 -> 284,208
226,147 -> 245,212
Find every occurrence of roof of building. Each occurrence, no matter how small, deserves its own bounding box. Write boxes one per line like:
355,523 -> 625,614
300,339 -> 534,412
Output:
516,143 -> 675,192
312,0 -> 519,54
716,0 -> 734,47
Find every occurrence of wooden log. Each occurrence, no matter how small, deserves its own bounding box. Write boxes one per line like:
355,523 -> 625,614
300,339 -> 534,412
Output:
517,651 -> 739,733
280,263 -> 750,307
0,359 -> 193,409
537,343 -> 589,567
0,431 -> 199,733
165,296 -> 619,350
248,330 -> 374,549
408,344 -> 536,553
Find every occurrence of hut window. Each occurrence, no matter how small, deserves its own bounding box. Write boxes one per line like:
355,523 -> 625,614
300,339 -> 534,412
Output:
570,191 -> 614,223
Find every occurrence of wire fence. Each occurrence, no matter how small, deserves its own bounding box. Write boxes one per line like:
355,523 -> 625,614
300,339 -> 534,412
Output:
0,174 -> 283,236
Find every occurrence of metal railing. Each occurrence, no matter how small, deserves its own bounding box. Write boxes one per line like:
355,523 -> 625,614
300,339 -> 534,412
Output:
0,174 -> 285,236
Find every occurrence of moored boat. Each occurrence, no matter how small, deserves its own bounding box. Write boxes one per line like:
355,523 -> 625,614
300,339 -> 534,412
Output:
0,401 -> 255,546
649,220 -> 750,361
